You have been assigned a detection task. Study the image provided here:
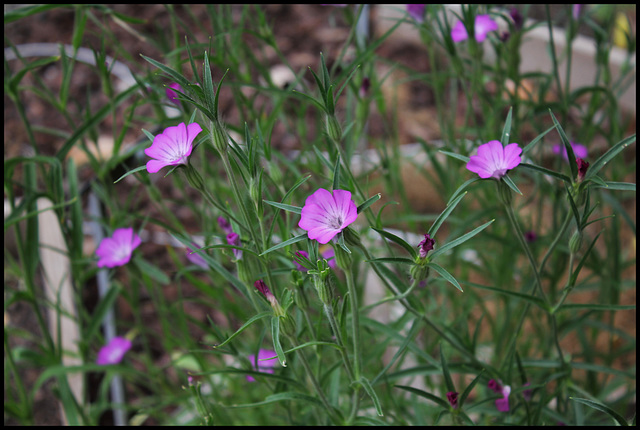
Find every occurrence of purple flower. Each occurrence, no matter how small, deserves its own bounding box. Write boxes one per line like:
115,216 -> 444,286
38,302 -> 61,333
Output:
95,227 -> 141,268
495,385 -> 511,412
144,122 -> 203,173
488,378 -> 503,393
298,188 -> 358,244
466,140 -> 522,179
255,279 -> 274,301
321,248 -> 337,269
509,8 -> 524,30
186,243 -> 208,269
447,391 -> 459,409
552,141 -> 588,161
418,233 -> 435,259
166,82 -> 183,105
522,382 -> 532,402
226,232 -> 243,260
96,336 -> 132,365
218,216 -> 233,235
524,230 -> 538,243
576,158 -> 589,182
293,250 -> 309,272
451,14 -> 499,43
406,4 -> 426,22
246,349 -> 278,382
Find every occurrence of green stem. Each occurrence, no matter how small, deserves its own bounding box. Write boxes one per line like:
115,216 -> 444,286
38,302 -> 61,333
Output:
323,303 -> 356,383
344,266 -> 362,381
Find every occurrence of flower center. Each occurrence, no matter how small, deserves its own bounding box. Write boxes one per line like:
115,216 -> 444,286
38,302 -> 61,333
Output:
330,216 -> 343,230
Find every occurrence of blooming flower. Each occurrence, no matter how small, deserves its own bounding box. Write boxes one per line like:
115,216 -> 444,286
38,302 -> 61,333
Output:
186,243 -> 208,269
418,233 -> 435,259
166,82 -> 183,105
488,379 -> 511,412
451,14 -> 499,43
226,232 -> 243,260
466,140 -> 522,179
246,349 -> 278,382
144,122 -> 203,173
95,227 -> 141,268
406,4 -> 426,22
299,188 -> 358,244
96,336 -> 132,365
321,248 -> 337,269
552,141 -> 588,161
447,391 -> 459,409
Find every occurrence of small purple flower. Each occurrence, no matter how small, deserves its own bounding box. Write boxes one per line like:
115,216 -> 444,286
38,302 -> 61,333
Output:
298,188 -> 358,244
576,158 -> 589,182
451,14 -> 499,43
186,243 -> 208,269
418,233 -> 435,259
552,141 -> 588,161
144,122 -> 203,173
246,349 -> 278,382
226,232 -> 243,260
524,230 -> 538,243
495,385 -> 511,412
406,4 -> 426,22
522,382 -> 532,402
96,336 -> 132,365
255,279 -> 274,301
95,227 -> 141,268
321,248 -> 337,269
488,378 -> 503,393
509,8 -> 524,30
166,82 -> 183,105
218,216 -> 233,235
446,391 -> 459,409
293,250 -> 309,272
466,140 -> 522,179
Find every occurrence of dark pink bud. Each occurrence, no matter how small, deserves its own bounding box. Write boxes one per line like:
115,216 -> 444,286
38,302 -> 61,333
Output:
254,279 -> 272,299
446,391 -> 459,409
418,234 -> 435,259
576,158 -> 589,182
488,379 -> 502,393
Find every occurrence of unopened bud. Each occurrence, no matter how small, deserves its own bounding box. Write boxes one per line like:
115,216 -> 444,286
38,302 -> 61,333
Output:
326,114 -> 342,143
310,260 -> 334,304
210,121 -> 229,153
333,244 -> 353,271
569,229 -> 583,254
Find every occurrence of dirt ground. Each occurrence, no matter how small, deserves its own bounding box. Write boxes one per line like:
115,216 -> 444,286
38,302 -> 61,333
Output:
4,4 -> 636,426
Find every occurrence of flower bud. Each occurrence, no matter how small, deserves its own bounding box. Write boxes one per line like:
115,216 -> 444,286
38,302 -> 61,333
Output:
184,163 -> 205,191
497,179 -> 513,206
326,114 -> 342,143
333,244 -> 353,271
410,262 -> 430,283
210,121 -> 229,154
310,260 -> 334,305
569,229 -> 583,254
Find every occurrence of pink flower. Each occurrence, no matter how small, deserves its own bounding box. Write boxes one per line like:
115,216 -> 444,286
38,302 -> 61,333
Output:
495,385 -> 511,412
321,248 -> 337,269
246,349 -> 278,382
298,188 -> 358,244
451,14 -> 499,43
466,140 -> 522,179
96,336 -> 132,365
95,227 -> 141,268
218,216 -> 233,235
186,243 -> 208,269
447,391 -> 459,409
552,142 -> 588,161
166,82 -> 183,105
418,233 -> 435,259
406,4 -> 426,22
226,232 -> 243,260
144,122 -> 203,173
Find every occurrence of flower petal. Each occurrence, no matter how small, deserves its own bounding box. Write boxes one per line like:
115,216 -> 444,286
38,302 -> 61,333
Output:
451,20 -> 468,42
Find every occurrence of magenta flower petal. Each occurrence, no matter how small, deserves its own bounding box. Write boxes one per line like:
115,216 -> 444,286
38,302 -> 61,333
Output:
96,336 -> 132,365
186,243 -> 208,269
246,349 -> 278,382
495,385 -> 511,412
166,82 -> 183,105
299,188 -> 358,244
474,14 -> 499,42
466,140 -> 522,179
406,4 -> 426,22
95,227 -> 141,268
321,248 -> 337,269
451,20 -> 468,42
144,122 -> 202,173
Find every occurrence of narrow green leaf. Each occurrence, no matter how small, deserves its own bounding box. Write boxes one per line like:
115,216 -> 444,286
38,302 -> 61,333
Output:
271,317 -> 287,367
500,106 -> 513,147
459,369 -> 485,408
263,200 -> 302,214
447,178 -> 478,205
371,227 -> 417,258
549,110 -> 578,180
427,262 -> 463,292
428,192 -> 466,238
113,165 -> 147,183
365,257 -> 415,265
225,391 -> 323,409
523,124 -> 557,154
590,181 -> 636,191
463,281 -> 547,309
439,150 -> 470,164
357,193 -> 381,214
259,233 -> 308,256
212,311 -> 272,349
359,377 -> 384,416
395,385 -> 450,409
439,345 -> 455,393
85,284 -> 121,343
331,153 -> 341,191
570,397 -> 629,426
502,174 -> 523,195
520,162 -> 572,183
557,303 -> 635,312
134,257 -> 170,285
429,219 -> 495,260
584,134 -> 635,182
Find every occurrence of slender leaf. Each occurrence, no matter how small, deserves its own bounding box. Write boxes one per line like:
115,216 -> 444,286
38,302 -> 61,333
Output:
371,227 -> 417,258
570,397 -> 629,426
357,193 -> 381,214
395,385 -> 450,409
212,311 -> 272,349
263,200 -> 302,214
259,233 -> 308,256
271,317 -> 287,367
427,262 -> 463,292
429,219 -> 495,260
359,377 -> 384,416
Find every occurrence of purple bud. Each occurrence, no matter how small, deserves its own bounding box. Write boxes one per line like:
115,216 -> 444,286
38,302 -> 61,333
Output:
576,158 -> 589,182
446,391 -> 459,409
488,379 -> 502,393
418,234 -> 435,259
254,279 -> 272,299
